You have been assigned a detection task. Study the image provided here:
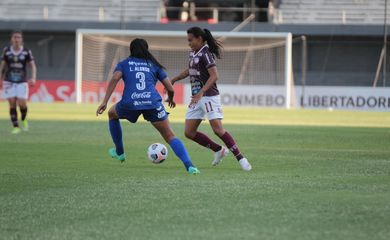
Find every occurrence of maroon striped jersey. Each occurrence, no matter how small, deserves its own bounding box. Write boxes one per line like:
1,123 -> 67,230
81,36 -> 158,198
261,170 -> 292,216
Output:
188,45 -> 219,96
1,46 -> 34,83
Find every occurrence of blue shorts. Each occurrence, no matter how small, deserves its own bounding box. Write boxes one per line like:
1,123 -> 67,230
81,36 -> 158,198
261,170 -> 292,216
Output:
115,102 -> 169,123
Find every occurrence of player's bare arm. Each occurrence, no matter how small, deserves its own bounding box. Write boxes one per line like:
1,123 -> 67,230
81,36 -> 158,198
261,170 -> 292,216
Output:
96,71 -> 122,116
171,68 -> 189,85
28,60 -> 37,87
0,60 -> 5,89
161,77 -> 176,108
190,66 -> 219,104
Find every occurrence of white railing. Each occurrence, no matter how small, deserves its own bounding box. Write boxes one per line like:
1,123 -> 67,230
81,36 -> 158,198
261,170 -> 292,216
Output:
275,0 -> 389,25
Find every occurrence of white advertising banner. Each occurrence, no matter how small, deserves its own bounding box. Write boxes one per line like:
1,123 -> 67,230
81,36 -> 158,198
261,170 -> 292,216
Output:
183,84 -> 287,107
183,84 -> 390,111
297,86 -> 390,111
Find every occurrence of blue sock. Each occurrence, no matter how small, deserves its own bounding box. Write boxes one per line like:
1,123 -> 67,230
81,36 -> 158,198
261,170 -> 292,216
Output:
109,119 -> 124,155
169,138 -> 194,170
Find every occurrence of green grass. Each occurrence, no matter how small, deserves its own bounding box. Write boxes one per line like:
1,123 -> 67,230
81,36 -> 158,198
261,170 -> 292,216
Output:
0,103 -> 390,240
1,102 -> 390,127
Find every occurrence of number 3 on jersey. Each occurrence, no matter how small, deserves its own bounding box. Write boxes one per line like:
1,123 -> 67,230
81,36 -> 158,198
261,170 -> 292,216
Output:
135,72 -> 146,90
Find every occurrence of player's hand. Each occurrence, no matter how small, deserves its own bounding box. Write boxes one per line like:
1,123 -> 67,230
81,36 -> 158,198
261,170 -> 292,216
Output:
166,98 -> 176,108
190,90 -> 204,106
170,79 -> 176,86
28,78 -> 36,87
96,103 -> 107,116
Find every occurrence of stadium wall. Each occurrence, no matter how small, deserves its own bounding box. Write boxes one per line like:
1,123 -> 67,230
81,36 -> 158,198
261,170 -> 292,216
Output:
1,80 -> 389,111
186,84 -> 389,111
0,22 -> 388,87
0,31 -> 387,86
0,21 -> 389,111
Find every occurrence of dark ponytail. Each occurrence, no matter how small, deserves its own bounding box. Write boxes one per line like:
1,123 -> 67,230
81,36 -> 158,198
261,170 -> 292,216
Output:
203,29 -> 222,59
187,27 -> 223,59
129,38 -> 165,69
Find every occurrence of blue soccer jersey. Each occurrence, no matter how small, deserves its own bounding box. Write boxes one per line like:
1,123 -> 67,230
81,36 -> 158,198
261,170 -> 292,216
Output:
115,57 -> 167,110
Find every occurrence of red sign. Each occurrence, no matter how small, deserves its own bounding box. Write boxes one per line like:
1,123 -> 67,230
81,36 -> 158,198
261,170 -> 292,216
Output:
1,80 -> 184,104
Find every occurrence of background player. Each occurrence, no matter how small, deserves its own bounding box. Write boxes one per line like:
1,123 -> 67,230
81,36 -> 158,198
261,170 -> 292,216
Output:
171,27 -> 252,171
96,38 -> 200,175
0,30 -> 36,134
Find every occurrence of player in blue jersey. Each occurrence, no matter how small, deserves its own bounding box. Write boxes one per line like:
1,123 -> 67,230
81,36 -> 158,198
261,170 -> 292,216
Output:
0,31 -> 36,134
96,38 -> 200,174
171,27 -> 252,171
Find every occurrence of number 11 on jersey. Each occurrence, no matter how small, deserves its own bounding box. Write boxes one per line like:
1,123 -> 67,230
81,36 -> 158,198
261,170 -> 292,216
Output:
205,101 -> 213,113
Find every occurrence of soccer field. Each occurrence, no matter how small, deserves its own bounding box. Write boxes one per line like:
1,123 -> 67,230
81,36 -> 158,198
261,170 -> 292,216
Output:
1,103 -> 390,240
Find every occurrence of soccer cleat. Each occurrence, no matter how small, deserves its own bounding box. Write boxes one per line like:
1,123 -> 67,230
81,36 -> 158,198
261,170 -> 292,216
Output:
188,166 -> 200,175
212,147 -> 229,166
22,120 -> 29,131
11,127 -> 21,134
108,147 -> 126,162
239,158 -> 252,171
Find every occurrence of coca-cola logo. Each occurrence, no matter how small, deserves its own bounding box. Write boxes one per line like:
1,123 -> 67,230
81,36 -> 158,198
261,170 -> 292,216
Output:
131,91 -> 151,99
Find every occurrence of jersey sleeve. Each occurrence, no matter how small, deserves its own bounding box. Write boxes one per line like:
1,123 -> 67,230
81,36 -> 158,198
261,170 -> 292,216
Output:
114,62 -> 123,73
156,67 -> 167,81
202,51 -> 216,69
26,49 -> 34,62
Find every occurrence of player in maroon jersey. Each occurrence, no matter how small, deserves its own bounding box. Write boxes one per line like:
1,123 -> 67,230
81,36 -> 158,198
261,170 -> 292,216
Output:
171,27 -> 252,171
0,30 -> 36,134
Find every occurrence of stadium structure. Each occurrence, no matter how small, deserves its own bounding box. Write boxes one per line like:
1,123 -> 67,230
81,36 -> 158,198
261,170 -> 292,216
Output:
0,0 -> 389,110
1,2 -> 390,240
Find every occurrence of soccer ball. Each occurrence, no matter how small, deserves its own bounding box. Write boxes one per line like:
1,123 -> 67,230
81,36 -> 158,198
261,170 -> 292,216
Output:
147,143 -> 168,164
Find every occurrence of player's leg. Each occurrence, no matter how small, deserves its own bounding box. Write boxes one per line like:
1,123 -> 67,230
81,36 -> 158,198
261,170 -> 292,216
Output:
16,82 -> 29,131
184,99 -> 223,154
107,104 -> 126,161
193,96 -> 228,166
185,118 -> 225,158
209,119 -> 252,171
17,98 -> 29,131
148,111 -> 199,174
8,97 -> 21,134
205,96 -> 250,170
4,82 -> 20,133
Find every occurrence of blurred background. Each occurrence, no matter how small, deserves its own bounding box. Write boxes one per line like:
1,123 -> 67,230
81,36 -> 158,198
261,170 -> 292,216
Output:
0,0 -> 389,110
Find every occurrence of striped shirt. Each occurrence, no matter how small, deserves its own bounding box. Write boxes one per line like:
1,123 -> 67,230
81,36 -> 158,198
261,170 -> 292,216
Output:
188,45 -> 219,96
